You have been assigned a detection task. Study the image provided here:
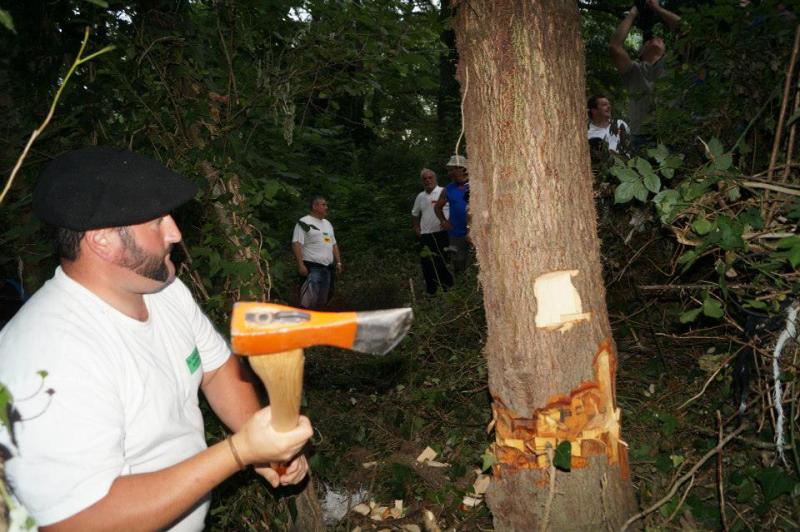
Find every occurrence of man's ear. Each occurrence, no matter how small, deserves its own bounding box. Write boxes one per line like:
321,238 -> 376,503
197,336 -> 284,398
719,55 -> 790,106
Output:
84,228 -> 119,261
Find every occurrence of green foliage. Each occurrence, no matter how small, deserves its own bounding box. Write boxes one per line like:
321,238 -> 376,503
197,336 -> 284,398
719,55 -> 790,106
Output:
0,9 -> 14,33
553,441 -> 571,472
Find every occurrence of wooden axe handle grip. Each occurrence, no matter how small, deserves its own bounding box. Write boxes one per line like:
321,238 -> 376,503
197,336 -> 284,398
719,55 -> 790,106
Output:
247,349 -> 305,474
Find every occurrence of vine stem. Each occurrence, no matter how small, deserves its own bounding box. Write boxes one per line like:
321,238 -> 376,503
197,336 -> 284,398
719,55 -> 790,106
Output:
620,423 -> 748,532
0,27 -> 115,205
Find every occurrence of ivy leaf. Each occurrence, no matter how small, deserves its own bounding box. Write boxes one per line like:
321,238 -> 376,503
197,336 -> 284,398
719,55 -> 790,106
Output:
676,250 -> 697,265
0,9 -> 15,33
663,154 -> 683,169
756,467 -> 796,503
788,245 -> 800,268
680,307 -> 702,323
481,450 -> 497,472
611,165 -> 639,183
647,144 -> 669,163
703,297 -> 724,319
643,172 -> 661,193
713,153 -> 733,172
614,182 -> 636,204
692,217 -> 713,235
660,167 -> 675,179
632,180 -> 649,202
707,137 -> 725,159
553,441 -> 571,471
653,189 -> 681,223
635,157 -> 654,175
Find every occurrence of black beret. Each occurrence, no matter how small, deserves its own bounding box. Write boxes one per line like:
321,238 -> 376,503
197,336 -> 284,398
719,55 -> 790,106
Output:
33,147 -> 198,231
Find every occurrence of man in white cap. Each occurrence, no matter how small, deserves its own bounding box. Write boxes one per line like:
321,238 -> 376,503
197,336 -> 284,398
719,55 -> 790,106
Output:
434,155 -> 470,274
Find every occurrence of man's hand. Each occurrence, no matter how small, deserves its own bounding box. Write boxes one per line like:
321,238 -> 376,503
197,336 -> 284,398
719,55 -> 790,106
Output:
441,219 -> 453,232
255,455 -> 310,488
335,262 -> 343,274
298,263 -> 309,277
232,407 -> 313,467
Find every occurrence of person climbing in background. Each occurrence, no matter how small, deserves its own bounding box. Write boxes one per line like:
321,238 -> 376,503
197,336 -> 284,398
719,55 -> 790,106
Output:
609,0 -> 682,151
434,155 -> 470,275
587,94 -> 629,156
292,195 -> 342,309
412,168 -> 453,295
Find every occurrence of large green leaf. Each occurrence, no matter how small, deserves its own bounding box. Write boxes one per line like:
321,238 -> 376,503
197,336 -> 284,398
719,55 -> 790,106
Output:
615,182 -> 636,203
702,297 -> 724,318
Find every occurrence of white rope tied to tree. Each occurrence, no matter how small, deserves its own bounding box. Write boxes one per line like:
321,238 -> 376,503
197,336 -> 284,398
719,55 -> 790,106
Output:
772,303 -> 799,465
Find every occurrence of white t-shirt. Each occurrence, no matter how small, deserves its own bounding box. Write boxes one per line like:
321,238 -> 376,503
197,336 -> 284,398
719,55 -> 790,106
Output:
412,186 -> 449,235
0,267 -> 230,530
292,215 -> 337,266
587,119 -> 629,152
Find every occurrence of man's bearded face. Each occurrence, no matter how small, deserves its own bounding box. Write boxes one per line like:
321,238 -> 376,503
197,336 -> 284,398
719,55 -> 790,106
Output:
116,227 -> 172,282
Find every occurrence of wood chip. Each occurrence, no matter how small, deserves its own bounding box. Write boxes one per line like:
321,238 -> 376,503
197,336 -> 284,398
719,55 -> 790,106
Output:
461,495 -> 482,508
352,503 -> 371,516
416,446 -> 437,463
362,461 -> 378,468
473,474 -> 491,495
351,527 -> 361,532
423,510 -> 441,532
402,525 -> 422,532
425,460 -> 449,468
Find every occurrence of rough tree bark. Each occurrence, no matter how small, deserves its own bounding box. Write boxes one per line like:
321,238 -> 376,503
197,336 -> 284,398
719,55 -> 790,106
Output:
453,1 -> 638,530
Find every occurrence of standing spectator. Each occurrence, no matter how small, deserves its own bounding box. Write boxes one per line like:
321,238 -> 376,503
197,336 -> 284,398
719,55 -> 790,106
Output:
434,155 -> 470,275
412,168 -> 453,294
0,147 -> 312,530
587,95 -> 629,154
292,195 -> 342,309
609,0 -> 682,150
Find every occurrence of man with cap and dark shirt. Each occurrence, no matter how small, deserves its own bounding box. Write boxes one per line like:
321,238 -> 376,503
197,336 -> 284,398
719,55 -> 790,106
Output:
434,155 -> 470,275
0,147 -> 312,531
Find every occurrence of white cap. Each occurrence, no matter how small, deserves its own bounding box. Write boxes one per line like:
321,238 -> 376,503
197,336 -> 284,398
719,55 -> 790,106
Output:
446,155 -> 468,169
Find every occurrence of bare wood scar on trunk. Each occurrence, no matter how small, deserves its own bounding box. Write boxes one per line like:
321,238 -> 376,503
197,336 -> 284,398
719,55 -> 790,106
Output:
490,339 -> 630,480
534,270 -> 591,332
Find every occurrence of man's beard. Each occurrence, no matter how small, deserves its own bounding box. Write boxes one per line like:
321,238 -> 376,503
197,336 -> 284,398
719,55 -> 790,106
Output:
117,228 -> 172,282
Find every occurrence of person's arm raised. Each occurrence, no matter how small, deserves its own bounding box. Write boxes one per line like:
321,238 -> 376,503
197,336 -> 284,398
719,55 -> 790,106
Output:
647,0 -> 681,31
609,6 -> 637,74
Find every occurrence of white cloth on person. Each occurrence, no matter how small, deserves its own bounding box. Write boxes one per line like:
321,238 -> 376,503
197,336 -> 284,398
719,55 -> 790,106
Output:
292,215 -> 337,265
411,186 -> 449,234
0,267 -> 230,530
587,119 -> 629,152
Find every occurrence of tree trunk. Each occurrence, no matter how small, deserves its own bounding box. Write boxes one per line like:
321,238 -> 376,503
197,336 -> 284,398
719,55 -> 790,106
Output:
452,1 -> 638,530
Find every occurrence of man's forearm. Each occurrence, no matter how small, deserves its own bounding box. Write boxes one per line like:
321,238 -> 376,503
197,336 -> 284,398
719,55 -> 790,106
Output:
332,245 -> 341,265
654,4 -> 681,31
292,242 -> 305,265
610,8 -> 637,49
43,441 -> 240,532
434,203 -> 446,222
203,356 -> 261,432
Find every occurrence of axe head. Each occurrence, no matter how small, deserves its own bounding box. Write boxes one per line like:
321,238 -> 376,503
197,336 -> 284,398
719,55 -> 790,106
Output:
231,302 -> 413,356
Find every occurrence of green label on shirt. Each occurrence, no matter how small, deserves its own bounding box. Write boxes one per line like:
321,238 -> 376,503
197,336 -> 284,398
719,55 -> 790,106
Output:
186,347 -> 201,374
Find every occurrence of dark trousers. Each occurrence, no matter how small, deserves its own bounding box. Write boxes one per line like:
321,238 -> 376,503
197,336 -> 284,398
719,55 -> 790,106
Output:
420,231 -> 453,294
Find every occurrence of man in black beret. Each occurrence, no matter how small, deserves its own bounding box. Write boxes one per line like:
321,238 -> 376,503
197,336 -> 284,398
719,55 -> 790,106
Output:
0,147 -> 312,530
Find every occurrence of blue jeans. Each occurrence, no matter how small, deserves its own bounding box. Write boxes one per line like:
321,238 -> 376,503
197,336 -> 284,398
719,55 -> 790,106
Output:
300,262 -> 332,309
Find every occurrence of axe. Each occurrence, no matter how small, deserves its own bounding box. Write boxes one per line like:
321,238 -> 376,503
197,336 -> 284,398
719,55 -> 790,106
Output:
230,302 -> 413,471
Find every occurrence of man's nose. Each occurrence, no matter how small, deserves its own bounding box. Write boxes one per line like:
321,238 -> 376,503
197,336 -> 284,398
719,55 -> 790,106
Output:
162,215 -> 183,243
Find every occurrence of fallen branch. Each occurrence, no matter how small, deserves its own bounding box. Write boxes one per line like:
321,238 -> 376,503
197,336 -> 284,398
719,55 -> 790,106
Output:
620,423 -> 748,532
